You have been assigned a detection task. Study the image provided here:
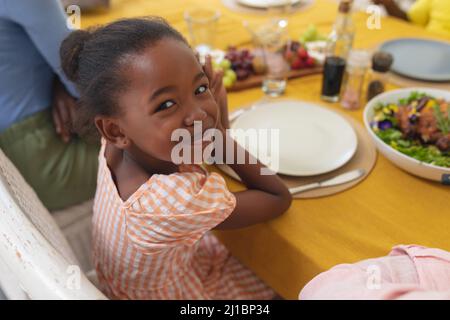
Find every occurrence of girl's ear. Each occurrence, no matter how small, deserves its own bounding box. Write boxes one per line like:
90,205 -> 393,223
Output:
94,116 -> 130,149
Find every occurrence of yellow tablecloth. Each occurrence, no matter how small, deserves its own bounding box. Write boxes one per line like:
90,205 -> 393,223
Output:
82,0 -> 450,299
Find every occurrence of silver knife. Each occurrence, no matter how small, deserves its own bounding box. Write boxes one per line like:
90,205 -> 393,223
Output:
289,169 -> 366,195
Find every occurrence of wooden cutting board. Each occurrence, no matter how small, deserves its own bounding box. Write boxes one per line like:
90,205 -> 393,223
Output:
227,66 -> 323,92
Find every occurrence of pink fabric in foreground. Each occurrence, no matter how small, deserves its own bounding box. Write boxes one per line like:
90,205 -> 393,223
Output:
299,245 -> 450,300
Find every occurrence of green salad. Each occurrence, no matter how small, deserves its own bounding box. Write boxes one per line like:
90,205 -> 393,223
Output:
370,92 -> 450,168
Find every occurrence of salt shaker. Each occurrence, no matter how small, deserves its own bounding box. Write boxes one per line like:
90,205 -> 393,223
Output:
340,50 -> 370,110
366,51 -> 393,101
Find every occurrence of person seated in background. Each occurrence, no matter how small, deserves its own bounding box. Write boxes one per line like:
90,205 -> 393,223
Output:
299,245 -> 450,300
60,0 -> 110,11
372,0 -> 450,37
0,0 -> 99,211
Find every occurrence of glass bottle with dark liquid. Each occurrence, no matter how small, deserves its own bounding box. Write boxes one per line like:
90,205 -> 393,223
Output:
321,56 -> 346,102
321,0 -> 355,102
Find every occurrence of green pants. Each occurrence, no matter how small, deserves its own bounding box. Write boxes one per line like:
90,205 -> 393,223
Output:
0,109 -> 99,211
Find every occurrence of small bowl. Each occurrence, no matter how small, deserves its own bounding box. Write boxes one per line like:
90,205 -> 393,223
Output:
363,87 -> 450,183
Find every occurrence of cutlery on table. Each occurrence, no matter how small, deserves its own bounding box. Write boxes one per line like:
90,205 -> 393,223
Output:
289,169 -> 366,195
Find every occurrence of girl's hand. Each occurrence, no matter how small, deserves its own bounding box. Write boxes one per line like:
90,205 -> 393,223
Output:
200,54 -> 292,230
202,54 -> 230,129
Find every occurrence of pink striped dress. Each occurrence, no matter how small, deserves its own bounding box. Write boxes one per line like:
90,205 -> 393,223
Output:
92,141 -> 276,300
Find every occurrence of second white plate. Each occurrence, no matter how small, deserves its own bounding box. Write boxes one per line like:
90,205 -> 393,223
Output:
230,100 -> 358,176
237,0 -> 301,9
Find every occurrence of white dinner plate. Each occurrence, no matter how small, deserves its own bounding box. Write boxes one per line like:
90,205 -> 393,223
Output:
380,38 -> 450,82
237,0 -> 302,9
230,100 -> 358,176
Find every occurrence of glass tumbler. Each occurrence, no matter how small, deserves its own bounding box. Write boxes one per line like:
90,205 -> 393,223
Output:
246,19 -> 289,97
184,8 -> 220,56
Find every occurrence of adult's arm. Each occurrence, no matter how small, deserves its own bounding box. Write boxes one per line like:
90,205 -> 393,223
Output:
372,0 -> 409,21
4,0 -> 79,97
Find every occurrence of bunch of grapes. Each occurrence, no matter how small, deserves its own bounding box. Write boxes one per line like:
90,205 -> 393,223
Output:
299,24 -> 327,44
213,47 -> 262,89
225,47 -> 256,81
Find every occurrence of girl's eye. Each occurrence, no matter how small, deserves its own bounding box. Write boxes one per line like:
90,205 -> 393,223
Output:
195,84 -> 208,95
157,100 -> 175,112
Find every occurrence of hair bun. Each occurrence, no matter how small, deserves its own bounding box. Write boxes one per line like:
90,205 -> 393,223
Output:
60,29 -> 92,82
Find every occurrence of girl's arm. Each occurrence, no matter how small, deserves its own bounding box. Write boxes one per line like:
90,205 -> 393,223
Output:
4,0 -> 79,97
203,57 -> 292,230
215,131 -> 292,230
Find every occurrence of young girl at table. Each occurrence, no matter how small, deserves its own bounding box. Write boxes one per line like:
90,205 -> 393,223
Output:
60,17 -> 292,300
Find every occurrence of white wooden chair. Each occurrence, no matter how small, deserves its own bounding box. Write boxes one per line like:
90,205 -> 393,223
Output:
52,199 -> 95,274
0,148 -> 106,299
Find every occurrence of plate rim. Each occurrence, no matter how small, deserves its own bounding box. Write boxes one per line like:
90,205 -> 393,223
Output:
230,99 -> 358,176
380,38 -> 450,82
236,0 -> 302,9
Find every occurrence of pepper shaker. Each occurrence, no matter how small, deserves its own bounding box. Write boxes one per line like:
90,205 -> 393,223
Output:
366,51 -> 393,101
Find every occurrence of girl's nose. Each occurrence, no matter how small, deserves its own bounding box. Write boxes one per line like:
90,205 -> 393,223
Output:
184,106 -> 207,127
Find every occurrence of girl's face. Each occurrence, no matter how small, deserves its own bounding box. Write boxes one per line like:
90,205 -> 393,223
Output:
103,38 -> 219,165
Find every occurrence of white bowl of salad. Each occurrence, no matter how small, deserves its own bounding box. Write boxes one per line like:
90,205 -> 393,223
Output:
364,88 -> 450,184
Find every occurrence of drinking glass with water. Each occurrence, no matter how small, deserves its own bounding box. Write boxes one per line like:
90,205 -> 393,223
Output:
184,8 -> 220,57
245,19 -> 289,97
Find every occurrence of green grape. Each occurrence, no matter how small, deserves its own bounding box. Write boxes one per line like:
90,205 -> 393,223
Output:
219,58 -> 231,70
299,35 -> 307,44
300,24 -> 323,44
303,31 -> 313,41
225,69 -> 237,82
223,76 -> 234,89
306,24 -> 317,38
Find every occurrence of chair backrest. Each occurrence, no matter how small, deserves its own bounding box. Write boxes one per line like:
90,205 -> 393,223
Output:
0,148 -> 105,299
